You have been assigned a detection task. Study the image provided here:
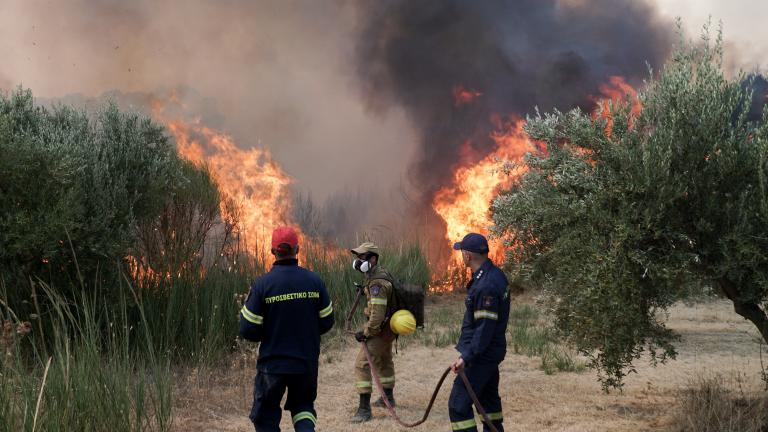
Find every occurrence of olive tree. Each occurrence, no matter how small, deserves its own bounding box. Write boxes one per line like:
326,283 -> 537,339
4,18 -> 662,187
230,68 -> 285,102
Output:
491,31 -> 768,390
0,88 -> 222,302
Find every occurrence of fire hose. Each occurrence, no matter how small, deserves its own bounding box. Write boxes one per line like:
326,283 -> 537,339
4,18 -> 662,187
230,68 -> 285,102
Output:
345,285 -> 500,432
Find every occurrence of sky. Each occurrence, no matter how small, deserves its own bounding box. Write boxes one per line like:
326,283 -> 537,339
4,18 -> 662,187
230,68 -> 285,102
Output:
655,0 -> 768,72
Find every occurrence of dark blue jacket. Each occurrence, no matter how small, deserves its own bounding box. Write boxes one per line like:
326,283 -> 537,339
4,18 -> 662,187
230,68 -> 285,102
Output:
239,259 -> 334,374
456,259 -> 510,365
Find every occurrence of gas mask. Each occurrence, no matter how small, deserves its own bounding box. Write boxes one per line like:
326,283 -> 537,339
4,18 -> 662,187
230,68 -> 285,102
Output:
352,258 -> 372,273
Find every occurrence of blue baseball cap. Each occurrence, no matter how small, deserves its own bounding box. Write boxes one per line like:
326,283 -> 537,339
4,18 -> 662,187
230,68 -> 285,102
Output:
452,233 -> 490,254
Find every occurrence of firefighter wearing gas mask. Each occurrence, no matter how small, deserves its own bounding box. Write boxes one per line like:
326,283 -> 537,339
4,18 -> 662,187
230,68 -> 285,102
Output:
349,242 -> 396,423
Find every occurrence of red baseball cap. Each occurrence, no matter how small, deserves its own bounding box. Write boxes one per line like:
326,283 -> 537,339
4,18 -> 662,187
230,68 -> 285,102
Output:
271,226 -> 299,252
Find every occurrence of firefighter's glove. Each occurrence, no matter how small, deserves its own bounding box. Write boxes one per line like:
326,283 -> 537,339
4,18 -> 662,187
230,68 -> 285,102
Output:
354,331 -> 367,342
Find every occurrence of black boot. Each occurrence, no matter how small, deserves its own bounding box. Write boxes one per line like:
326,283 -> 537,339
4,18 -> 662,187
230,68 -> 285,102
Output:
372,388 -> 395,408
351,393 -> 372,423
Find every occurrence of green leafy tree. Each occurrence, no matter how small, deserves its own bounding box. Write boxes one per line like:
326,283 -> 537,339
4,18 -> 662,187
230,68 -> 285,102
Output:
0,88 -> 221,303
491,30 -> 768,390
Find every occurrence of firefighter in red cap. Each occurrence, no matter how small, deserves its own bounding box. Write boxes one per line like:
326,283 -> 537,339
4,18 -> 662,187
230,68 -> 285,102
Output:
239,226 -> 335,432
349,241 -> 397,423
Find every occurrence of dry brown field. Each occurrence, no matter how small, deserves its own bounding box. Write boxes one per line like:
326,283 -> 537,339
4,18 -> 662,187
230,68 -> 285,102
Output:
173,298 -> 766,432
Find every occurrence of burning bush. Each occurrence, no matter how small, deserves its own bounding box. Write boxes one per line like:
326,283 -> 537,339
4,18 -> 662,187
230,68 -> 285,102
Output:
131,160 -> 236,283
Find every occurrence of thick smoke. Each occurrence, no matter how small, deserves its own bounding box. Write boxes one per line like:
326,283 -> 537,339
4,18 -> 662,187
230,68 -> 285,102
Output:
354,0 -> 675,202
2,0 -> 765,245
0,0 -> 417,202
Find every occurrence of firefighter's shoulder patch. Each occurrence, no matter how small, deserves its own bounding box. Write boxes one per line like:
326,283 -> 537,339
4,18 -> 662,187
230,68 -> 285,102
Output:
370,285 -> 381,297
483,295 -> 495,307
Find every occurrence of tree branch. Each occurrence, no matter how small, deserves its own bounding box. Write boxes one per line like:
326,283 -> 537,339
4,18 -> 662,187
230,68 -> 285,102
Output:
719,277 -> 768,344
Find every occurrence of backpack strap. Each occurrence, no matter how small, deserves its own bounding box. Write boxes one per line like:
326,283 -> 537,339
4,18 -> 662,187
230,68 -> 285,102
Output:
368,274 -> 395,321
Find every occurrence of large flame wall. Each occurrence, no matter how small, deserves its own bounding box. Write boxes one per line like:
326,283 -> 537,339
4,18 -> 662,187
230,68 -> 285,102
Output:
166,119 -> 297,259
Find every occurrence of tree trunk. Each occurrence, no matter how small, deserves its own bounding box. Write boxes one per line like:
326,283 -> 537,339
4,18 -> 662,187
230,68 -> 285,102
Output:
718,278 -> 768,344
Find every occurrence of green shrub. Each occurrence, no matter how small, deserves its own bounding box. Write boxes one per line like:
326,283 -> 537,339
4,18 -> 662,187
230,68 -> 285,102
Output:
541,348 -> 586,375
508,304 -> 585,373
0,88 -> 216,308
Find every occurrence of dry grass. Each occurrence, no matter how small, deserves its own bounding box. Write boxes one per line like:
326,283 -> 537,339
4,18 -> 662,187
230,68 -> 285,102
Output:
172,298 -> 767,432
670,374 -> 768,432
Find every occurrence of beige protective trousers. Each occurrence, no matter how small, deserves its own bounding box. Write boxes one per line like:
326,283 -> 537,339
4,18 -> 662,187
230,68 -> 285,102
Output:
354,335 -> 395,394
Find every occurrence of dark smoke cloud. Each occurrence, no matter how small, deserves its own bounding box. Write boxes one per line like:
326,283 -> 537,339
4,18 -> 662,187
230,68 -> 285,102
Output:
354,0 -> 675,201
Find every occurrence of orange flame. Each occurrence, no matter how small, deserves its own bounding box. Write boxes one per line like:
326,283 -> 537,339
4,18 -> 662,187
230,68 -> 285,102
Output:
165,120 -> 298,259
593,75 -> 641,137
126,255 -> 160,281
453,85 -> 483,107
431,118 -> 533,290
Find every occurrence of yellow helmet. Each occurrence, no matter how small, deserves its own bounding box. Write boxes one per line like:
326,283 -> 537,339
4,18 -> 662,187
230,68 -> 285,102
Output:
390,309 -> 417,336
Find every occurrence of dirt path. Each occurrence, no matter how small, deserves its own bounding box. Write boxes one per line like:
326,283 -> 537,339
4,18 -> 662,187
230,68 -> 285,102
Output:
173,300 -> 766,431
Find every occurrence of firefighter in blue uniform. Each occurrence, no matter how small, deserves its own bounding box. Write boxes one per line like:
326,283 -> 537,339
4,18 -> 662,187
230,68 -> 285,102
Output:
449,233 -> 510,432
239,226 -> 335,432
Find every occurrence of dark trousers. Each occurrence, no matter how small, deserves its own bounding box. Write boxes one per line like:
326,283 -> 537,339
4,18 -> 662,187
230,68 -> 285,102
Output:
448,363 -> 504,432
250,369 -> 318,432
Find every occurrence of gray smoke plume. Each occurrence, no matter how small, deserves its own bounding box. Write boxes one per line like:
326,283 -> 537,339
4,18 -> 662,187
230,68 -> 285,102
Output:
0,0 -> 415,203
4,0 -> 764,246
354,0 -> 675,202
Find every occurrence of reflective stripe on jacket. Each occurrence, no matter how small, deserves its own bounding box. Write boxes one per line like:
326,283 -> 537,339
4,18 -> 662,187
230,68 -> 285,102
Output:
362,266 -> 394,338
456,259 -> 510,365
239,259 -> 334,373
